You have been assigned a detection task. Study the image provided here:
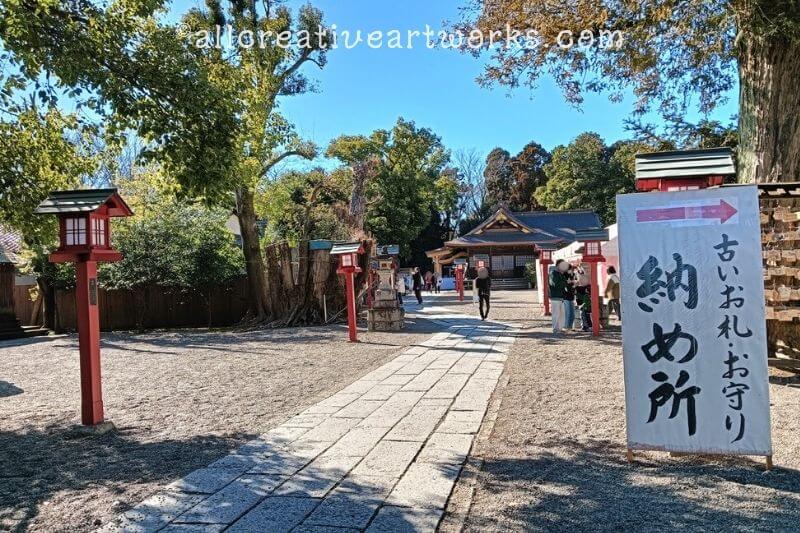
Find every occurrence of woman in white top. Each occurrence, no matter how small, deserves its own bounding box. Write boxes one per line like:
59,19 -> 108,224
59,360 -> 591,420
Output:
395,274 -> 406,305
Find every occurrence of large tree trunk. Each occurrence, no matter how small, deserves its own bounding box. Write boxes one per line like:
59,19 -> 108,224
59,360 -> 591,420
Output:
738,31 -> 800,184
236,187 -> 270,321
737,27 -> 800,354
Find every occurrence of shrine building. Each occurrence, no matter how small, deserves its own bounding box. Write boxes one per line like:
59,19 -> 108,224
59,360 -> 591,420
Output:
426,206 -> 602,287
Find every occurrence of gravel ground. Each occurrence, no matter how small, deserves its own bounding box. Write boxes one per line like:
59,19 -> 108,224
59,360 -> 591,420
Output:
0,315 -> 441,532
452,290 -> 800,532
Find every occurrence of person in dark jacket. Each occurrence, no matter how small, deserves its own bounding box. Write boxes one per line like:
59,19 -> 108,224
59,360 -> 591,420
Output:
475,267 -> 492,320
412,267 -> 424,305
549,259 -> 570,334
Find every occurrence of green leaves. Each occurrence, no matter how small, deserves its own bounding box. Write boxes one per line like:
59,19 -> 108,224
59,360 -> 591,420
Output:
100,202 -> 244,291
534,133 -> 648,225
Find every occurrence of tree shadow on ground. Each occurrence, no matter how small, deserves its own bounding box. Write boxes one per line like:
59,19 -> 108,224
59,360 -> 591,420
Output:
467,438 -> 800,532
0,421 -> 256,532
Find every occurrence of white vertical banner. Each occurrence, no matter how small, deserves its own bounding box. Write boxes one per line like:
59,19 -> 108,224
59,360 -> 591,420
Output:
617,186 -> 771,455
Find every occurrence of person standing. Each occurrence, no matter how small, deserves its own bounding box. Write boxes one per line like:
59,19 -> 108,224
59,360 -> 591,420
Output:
395,272 -> 406,305
578,284 -> 593,332
549,260 -> 569,334
412,267 -> 424,305
475,267 -> 492,320
605,266 -> 622,321
564,264 -> 577,331
435,274 -> 441,294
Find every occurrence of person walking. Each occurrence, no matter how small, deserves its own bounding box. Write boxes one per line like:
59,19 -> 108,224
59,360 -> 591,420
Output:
435,274 -> 441,294
412,267 -> 424,305
549,259 -> 569,334
395,272 -> 406,305
475,267 -> 492,320
605,266 -> 622,321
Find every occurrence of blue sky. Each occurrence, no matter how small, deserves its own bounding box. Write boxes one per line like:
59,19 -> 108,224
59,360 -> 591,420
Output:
171,0 -> 738,168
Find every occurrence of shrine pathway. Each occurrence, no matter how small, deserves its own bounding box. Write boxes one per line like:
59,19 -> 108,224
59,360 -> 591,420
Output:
98,307 -> 515,533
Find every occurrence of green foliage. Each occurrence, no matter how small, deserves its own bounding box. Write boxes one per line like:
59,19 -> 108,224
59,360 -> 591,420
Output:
0,108 -> 95,247
363,119 -> 450,254
100,203 -> 244,291
458,0 -> 741,119
524,262 -> 538,289
483,148 -> 513,209
0,0 -> 239,196
483,143 -> 551,212
258,168 -> 350,243
509,142 -> 551,211
534,133 -> 649,225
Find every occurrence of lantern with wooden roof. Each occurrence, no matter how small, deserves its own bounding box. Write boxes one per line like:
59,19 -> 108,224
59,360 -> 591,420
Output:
330,242 -> 365,342
34,188 -> 133,427
575,228 -> 609,337
35,188 -> 133,263
536,243 -> 559,316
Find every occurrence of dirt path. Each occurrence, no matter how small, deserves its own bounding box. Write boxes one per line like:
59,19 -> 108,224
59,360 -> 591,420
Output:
457,292 -> 800,532
0,318 -> 441,532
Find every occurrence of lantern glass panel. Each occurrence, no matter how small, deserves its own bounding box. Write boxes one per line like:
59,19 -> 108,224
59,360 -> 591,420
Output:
91,218 -> 107,246
342,254 -> 352,267
65,217 -> 87,246
585,242 -> 600,256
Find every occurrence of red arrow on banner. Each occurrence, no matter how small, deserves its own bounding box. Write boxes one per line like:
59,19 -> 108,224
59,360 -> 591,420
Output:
636,199 -> 738,224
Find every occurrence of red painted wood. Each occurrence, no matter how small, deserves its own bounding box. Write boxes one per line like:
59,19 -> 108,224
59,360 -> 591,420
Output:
75,261 -> 104,425
541,260 -> 551,316
345,272 -> 358,342
590,261 -> 601,337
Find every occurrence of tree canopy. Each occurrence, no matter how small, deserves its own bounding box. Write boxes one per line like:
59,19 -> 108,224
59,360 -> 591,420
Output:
457,0 -> 800,184
534,133 -> 647,225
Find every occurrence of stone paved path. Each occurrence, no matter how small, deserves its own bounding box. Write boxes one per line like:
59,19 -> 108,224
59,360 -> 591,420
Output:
99,308 -> 514,533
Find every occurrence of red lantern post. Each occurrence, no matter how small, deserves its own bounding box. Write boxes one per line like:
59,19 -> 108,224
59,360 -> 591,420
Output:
537,245 -> 556,316
331,242 -> 365,343
576,229 -> 609,337
35,189 -> 133,426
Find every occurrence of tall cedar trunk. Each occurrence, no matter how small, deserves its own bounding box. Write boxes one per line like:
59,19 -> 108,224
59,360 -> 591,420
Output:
738,29 -> 800,352
738,32 -> 800,184
236,187 -> 270,320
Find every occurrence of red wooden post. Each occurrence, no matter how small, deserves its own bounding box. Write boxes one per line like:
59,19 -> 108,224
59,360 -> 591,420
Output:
75,261 -> 104,425
541,262 -> 551,316
589,261 -> 601,337
455,264 -> 465,301
538,247 -> 554,316
345,272 -> 358,342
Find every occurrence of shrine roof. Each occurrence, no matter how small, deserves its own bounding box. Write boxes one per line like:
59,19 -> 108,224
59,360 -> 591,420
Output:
444,207 -> 602,248
35,188 -> 133,216
635,147 -> 735,181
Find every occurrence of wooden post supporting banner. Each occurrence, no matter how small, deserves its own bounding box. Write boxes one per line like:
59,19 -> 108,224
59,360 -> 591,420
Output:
766,455 -> 774,471
626,449 -> 634,463
75,260 -> 104,426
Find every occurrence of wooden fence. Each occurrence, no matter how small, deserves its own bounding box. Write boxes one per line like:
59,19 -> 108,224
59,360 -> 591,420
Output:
52,277 -> 250,332
14,284 -> 37,326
